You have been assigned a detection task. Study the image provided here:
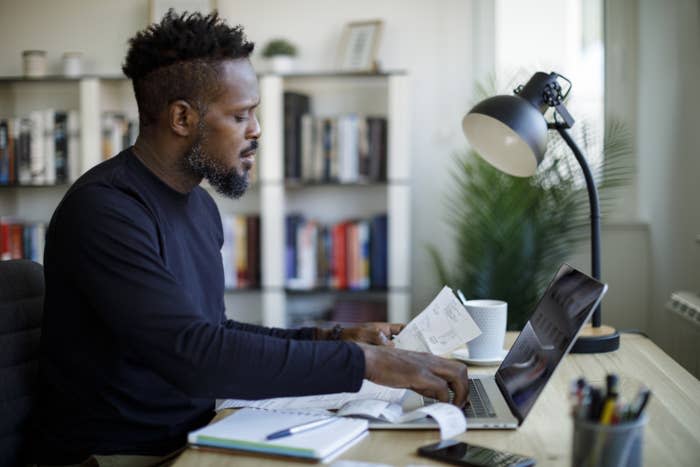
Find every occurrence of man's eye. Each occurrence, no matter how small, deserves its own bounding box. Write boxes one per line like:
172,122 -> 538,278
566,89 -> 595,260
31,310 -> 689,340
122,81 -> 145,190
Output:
234,115 -> 249,122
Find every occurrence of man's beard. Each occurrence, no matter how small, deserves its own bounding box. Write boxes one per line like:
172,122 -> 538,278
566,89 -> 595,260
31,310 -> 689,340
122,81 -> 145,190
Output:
183,137 -> 250,199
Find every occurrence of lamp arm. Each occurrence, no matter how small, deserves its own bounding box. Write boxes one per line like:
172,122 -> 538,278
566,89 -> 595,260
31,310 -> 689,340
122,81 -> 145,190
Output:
553,125 -> 602,328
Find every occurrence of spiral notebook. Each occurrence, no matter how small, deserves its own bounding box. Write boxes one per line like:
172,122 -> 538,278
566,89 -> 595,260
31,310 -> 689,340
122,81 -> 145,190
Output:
188,407 -> 368,462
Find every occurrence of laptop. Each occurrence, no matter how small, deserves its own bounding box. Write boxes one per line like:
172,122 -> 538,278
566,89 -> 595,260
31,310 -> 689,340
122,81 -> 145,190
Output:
371,263 -> 607,430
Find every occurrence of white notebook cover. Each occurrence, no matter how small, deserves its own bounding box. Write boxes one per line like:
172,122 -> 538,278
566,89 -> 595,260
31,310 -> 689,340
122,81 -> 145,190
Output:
188,407 -> 368,461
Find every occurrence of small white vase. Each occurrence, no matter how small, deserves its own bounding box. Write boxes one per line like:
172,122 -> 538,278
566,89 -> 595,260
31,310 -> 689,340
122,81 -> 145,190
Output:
268,55 -> 295,73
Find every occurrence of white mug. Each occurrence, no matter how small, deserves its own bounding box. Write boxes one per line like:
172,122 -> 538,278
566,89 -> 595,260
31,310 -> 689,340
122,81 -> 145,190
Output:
465,299 -> 507,359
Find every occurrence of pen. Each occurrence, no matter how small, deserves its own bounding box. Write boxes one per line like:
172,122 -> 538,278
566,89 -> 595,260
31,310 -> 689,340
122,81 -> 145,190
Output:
631,388 -> 651,420
265,416 -> 340,440
599,374 -> 619,425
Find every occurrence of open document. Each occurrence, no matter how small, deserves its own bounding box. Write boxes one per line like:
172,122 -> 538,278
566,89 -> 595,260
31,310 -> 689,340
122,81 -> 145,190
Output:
216,380 -> 406,411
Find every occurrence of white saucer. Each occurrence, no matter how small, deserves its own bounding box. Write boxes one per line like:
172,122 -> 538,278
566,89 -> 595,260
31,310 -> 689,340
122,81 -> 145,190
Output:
451,348 -> 508,366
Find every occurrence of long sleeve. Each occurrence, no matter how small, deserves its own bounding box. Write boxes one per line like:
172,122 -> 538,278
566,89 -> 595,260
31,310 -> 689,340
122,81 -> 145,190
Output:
52,184 -> 365,399
223,319 -> 316,340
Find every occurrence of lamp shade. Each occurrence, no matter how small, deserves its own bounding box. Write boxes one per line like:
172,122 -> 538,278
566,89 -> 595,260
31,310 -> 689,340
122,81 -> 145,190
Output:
462,95 -> 548,177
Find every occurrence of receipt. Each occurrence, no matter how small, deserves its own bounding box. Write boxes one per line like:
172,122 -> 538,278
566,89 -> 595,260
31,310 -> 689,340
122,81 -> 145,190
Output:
394,286 -> 481,355
400,402 -> 467,439
336,399 -> 466,439
336,399 -> 403,423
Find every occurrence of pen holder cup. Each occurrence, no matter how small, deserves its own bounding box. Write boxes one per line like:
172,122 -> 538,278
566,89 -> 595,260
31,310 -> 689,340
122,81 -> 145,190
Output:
571,415 -> 647,467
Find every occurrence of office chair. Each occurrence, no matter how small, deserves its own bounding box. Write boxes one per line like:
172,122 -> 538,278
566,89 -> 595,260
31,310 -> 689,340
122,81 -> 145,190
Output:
0,260 -> 45,466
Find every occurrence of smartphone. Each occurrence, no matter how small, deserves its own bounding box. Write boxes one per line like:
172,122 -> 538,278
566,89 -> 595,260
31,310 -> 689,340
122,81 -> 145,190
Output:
417,440 -> 535,467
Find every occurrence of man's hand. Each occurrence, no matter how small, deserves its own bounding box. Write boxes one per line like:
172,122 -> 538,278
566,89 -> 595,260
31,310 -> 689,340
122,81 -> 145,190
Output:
341,322 -> 405,346
359,344 -> 470,408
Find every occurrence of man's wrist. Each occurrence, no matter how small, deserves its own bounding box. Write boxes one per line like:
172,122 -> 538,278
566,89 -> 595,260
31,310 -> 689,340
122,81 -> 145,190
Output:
314,324 -> 344,341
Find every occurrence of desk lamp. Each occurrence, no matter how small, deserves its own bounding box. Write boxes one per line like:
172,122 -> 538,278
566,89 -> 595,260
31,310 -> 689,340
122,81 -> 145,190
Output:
461,71 -> 619,353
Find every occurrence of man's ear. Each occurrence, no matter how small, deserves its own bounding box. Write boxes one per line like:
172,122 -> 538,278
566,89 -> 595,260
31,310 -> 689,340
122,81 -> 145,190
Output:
168,100 -> 199,137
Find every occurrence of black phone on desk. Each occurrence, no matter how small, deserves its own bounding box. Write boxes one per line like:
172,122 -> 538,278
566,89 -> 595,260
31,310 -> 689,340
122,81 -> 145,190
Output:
418,440 -> 535,467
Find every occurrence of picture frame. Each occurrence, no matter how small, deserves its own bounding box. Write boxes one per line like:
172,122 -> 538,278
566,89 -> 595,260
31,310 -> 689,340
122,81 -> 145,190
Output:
337,20 -> 384,72
149,0 -> 217,24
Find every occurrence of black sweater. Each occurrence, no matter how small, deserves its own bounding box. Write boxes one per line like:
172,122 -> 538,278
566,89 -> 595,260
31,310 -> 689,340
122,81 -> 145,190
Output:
31,150 -> 365,463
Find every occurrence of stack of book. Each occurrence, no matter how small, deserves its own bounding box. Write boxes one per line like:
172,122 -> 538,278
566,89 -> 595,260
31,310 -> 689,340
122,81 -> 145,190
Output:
285,213 -> 387,291
221,214 -> 260,290
101,112 -> 138,160
0,110 -> 79,185
283,92 -> 387,183
0,218 -> 45,262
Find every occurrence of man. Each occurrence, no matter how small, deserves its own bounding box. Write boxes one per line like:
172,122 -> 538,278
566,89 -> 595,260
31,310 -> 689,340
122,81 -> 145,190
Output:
30,11 -> 469,466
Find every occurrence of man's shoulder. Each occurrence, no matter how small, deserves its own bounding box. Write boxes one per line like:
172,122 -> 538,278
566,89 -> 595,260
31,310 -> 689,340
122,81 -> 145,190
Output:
61,151 -> 151,214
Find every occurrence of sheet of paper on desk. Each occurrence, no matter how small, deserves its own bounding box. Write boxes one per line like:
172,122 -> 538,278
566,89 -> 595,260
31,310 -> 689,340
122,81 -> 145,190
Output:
215,380 -> 406,411
336,399 -> 467,439
393,285 -> 481,355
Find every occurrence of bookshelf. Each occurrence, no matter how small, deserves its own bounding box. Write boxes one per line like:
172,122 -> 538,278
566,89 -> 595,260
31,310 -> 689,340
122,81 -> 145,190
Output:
0,75 -> 138,261
0,71 -> 412,327
257,72 -> 411,327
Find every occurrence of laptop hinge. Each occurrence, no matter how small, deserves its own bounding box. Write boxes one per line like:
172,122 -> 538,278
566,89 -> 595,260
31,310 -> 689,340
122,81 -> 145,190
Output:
495,372 -> 524,425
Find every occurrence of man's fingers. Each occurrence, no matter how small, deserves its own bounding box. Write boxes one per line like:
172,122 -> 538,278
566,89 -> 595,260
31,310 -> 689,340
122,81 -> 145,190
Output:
431,360 -> 470,407
388,323 -> 405,335
413,372 -> 451,403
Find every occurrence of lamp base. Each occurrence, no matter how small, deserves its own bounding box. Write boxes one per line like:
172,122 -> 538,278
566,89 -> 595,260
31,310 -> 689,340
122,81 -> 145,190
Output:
571,324 -> 620,354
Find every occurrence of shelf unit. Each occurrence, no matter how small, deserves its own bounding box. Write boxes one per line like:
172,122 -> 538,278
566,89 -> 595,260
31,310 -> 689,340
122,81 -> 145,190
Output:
1,71 -> 412,327
257,72 -> 411,327
0,75 -> 136,221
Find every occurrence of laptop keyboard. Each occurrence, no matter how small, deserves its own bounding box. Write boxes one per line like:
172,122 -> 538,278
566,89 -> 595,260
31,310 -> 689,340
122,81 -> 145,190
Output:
422,378 -> 497,418
464,378 -> 497,418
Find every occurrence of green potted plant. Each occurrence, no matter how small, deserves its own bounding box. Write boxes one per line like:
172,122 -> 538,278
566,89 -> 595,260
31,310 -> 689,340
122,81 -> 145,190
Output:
262,38 -> 298,73
428,80 -> 633,330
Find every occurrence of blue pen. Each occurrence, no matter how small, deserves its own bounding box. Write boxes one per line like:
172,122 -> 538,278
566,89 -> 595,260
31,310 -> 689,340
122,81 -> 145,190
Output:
265,416 -> 340,440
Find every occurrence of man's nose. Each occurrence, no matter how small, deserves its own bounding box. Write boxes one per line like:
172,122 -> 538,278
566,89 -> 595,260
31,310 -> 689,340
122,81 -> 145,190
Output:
247,114 -> 261,140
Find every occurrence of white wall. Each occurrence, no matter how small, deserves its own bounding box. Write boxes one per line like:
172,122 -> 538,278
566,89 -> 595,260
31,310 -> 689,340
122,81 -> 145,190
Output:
0,1 -> 148,76
636,0 -> 700,374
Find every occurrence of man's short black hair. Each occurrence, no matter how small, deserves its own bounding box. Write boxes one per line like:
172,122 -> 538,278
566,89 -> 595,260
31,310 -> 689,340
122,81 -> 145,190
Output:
122,10 -> 255,128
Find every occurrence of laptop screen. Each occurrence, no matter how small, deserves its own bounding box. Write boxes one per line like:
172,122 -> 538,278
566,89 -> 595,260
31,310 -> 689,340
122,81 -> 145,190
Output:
495,264 -> 607,423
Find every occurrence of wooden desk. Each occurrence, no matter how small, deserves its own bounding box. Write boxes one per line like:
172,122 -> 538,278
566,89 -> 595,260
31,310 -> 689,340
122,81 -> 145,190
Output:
173,334 -> 700,466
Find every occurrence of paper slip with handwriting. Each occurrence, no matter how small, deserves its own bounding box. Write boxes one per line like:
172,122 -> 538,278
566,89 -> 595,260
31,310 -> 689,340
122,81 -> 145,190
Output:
216,379 -> 406,412
393,286 -> 481,355
336,399 -> 467,439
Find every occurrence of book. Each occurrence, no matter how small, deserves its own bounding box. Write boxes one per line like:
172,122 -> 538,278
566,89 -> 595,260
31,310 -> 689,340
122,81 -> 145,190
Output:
54,111 -> 68,183
245,216 -> 260,287
370,214 -> 388,288
0,119 -> 9,184
188,407 -> 368,462
42,110 -> 56,185
67,111 -> 80,182
234,215 -> 248,288
221,215 -> 236,289
367,117 -> 387,181
283,92 -> 310,181
28,111 -> 45,185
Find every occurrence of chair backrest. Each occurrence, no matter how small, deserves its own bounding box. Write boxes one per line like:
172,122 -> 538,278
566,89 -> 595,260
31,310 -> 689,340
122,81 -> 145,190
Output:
0,260 -> 44,466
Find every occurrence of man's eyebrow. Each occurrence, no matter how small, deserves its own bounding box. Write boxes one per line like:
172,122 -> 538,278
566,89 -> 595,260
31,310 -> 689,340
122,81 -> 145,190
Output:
236,98 -> 260,110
